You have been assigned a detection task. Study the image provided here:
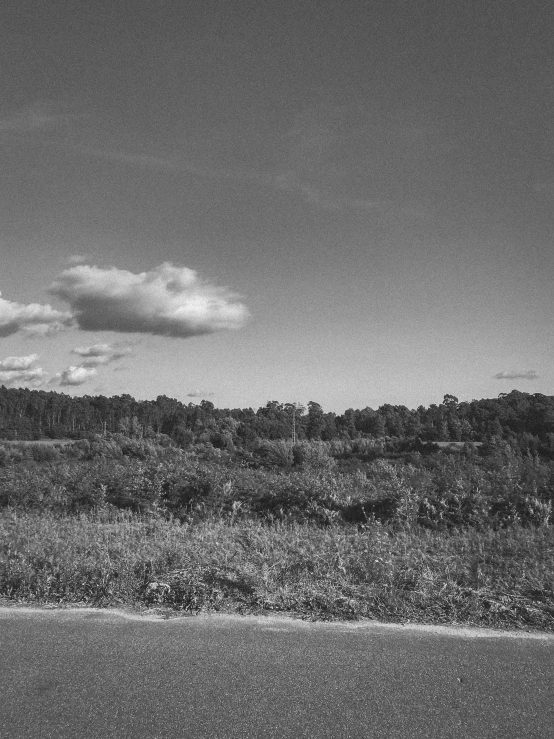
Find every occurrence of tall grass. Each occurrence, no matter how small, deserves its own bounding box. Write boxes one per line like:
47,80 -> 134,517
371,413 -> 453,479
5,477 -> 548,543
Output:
1,508 -> 552,629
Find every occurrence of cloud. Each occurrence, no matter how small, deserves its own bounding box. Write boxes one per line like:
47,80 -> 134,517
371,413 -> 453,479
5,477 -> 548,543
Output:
48,343 -> 134,387
71,342 -> 133,366
66,144 -> 272,189
493,370 -> 539,380
49,262 -> 250,337
70,135 -> 388,214
72,342 -> 130,358
55,365 -> 98,386
0,291 -> 74,337
187,389 -> 215,398
2,261 -> 248,339
67,254 -> 93,265
277,177 -> 383,212
0,102 -> 78,134
0,367 -> 46,387
77,356 -> 109,367
74,146 -> 209,175
0,354 -> 39,371
0,354 -> 45,387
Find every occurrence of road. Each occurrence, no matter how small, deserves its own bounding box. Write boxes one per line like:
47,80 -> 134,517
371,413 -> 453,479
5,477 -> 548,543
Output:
1,608 -> 553,738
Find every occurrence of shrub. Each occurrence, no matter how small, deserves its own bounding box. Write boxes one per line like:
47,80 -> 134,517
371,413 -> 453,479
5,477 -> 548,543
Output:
254,440 -> 294,468
292,441 -> 336,469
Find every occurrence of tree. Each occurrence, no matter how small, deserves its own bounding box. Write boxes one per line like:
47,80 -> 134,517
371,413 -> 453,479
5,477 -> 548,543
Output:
443,394 -> 459,407
306,401 -> 325,440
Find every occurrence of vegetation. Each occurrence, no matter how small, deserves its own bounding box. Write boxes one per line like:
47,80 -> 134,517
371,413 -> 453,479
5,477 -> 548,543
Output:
0,387 -> 553,629
2,510 -> 553,629
1,387 -> 554,460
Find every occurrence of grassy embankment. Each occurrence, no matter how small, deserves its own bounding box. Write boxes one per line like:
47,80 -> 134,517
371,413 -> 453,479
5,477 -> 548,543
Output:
1,436 -> 553,630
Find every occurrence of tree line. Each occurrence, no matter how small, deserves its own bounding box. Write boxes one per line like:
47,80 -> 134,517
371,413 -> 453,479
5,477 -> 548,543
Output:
0,386 -> 553,458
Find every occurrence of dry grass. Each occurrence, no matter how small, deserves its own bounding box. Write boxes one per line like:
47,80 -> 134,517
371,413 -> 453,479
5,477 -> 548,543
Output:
1,508 -> 553,630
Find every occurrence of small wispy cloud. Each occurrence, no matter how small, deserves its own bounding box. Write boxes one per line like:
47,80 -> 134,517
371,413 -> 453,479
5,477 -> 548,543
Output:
0,102 -> 78,134
71,341 -> 133,366
74,145 -> 206,174
73,142 -> 370,213
69,145 -> 262,183
63,144 -> 281,207
68,133 -> 389,215
54,365 -> 98,386
0,291 -> 74,337
276,177 -> 383,212
493,370 -> 539,380
0,354 -> 45,387
49,262 -> 250,338
67,254 -> 93,265
187,389 -> 215,398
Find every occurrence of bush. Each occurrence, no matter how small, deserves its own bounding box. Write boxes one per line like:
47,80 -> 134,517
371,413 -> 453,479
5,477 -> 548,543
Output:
254,440 -> 294,468
292,441 -> 336,469
0,442 -> 552,530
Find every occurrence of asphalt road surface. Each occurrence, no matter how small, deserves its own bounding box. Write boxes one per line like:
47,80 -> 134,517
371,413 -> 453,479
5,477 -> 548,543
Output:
1,608 -> 553,738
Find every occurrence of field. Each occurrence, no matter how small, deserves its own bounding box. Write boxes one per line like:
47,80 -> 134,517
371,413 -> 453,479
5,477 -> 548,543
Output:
1,434 -> 553,630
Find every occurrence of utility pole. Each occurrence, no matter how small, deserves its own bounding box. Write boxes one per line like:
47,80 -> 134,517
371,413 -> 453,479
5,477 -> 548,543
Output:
291,402 -> 302,444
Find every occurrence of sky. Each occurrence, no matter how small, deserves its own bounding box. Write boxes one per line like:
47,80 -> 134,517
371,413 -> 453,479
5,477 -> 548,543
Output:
0,0 -> 553,413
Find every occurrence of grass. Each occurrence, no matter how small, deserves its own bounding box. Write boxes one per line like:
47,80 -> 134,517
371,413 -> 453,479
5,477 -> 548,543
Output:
1,507 -> 553,630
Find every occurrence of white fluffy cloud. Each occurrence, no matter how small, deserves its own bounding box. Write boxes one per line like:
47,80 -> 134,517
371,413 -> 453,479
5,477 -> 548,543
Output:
1,262 -> 249,340
56,365 -> 98,386
71,342 -> 132,366
0,353 -> 39,370
0,367 -> 46,386
493,370 -> 538,380
49,262 -> 250,337
0,292 -> 73,337
0,354 -> 45,387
